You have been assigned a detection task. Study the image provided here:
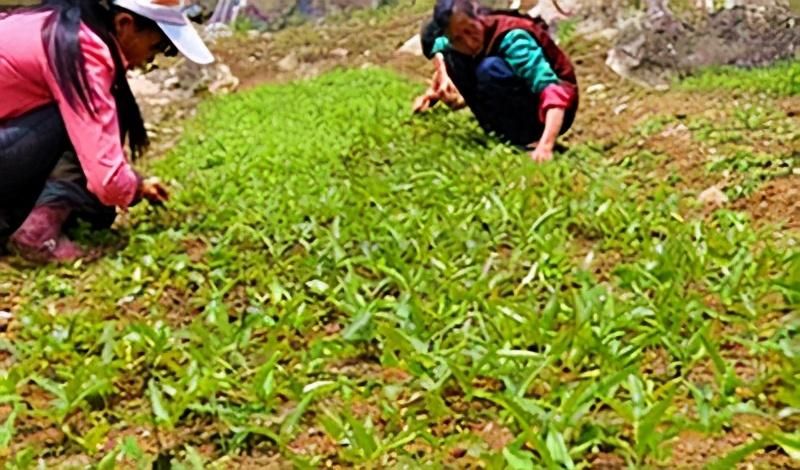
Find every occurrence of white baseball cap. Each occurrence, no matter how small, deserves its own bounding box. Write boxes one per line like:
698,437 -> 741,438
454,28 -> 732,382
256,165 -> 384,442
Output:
112,0 -> 215,65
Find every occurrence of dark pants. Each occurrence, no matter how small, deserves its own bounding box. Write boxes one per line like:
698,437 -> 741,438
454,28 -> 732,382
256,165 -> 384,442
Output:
36,151 -> 116,230
444,54 -> 575,147
0,106 -> 115,242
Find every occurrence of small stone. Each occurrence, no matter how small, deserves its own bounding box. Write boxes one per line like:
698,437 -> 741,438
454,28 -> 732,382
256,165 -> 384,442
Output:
396,33 -> 423,56
163,76 -> 180,89
587,27 -> 620,41
660,123 -> 689,137
277,53 -> 299,72
698,186 -> 728,207
202,23 -> 232,42
330,48 -> 349,58
207,64 -> 239,95
613,103 -> 628,115
586,83 -> 606,94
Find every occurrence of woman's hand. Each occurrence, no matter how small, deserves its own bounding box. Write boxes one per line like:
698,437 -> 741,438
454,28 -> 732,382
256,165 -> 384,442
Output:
139,176 -> 169,205
529,107 -> 566,164
414,53 -> 464,113
529,143 -> 554,164
413,90 -> 437,113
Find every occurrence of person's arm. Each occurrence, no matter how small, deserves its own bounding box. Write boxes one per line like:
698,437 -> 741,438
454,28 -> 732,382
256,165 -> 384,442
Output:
530,82 -> 575,162
530,107 -> 565,163
498,30 -> 560,94
44,26 -> 140,208
499,30 -> 576,162
413,49 -> 466,113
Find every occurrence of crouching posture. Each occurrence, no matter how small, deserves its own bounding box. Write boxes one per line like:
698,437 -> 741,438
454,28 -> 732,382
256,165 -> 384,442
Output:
414,0 -> 579,163
0,0 -> 214,262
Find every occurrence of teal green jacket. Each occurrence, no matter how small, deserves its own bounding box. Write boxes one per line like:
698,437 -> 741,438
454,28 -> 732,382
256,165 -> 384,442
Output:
431,29 -> 560,94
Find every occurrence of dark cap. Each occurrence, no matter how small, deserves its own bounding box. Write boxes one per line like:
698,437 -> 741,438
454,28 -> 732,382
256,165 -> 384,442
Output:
420,19 -> 443,59
432,0 -> 455,30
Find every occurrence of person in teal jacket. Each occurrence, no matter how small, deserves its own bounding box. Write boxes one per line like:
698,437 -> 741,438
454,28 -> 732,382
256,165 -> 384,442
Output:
414,0 -> 579,163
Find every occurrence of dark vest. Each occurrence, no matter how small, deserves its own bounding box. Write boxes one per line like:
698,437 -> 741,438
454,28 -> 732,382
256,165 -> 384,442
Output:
443,11 -> 579,145
482,10 -> 578,87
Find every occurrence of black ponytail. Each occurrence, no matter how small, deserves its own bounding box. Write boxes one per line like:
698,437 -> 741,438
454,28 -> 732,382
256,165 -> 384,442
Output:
41,0 -> 95,117
21,0 -> 149,159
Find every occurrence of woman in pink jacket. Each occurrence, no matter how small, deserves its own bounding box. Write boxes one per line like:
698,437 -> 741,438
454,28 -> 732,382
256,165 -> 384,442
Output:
0,0 -> 213,262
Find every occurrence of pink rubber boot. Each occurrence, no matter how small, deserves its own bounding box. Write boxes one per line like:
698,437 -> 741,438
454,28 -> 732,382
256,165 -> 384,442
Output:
8,205 -> 85,263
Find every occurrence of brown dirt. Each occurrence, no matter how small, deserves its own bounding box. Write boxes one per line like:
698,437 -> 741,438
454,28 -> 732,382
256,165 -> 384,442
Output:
381,366 -> 412,383
666,414 -> 798,469
470,421 -> 515,451
182,237 -> 208,264
224,283 -> 250,317
214,10 -> 430,89
686,340 -> 764,388
570,234 -> 628,282
588,452 -> 627,469
158,285 -> 204,326
220,452 -> 292,469
734,175 -> 800,229
641,347 -> 672,379
287,427 -> 338,457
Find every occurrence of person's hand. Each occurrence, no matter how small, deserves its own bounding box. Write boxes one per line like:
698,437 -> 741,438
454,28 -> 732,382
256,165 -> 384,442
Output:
140,176 -> 169,205
413,92 -> 435,113
529,143 -> 554,164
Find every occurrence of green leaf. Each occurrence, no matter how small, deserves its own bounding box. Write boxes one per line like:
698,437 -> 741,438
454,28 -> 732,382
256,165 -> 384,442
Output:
706,438 -> 769,470
773,432 -> 800,460
345,412 -> 378,457
185,445 -> 206,469
0,408 -> 16,449
148,380 -> 171,426
122,436 -> 144,461
97,449 -> 120,470
636,390 -> 675,455
546,429 -> 575,469
342,310 -> 373,341
503,447 -> 535,470
100,322 -> 117,364
280,393 -> 316,437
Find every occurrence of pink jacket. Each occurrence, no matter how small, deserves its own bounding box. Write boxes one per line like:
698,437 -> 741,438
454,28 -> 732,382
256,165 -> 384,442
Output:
0,11 -> 139,208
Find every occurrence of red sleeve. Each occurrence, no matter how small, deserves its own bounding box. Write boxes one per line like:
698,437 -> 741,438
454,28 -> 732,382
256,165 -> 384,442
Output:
538,83 -> 576,123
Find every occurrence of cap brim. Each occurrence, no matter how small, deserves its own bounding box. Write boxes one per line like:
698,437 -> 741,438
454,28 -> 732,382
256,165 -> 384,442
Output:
158,21 -> 215,65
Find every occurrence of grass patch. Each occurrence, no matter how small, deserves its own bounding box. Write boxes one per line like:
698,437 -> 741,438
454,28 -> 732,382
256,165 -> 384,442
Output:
1,69 -> 799,467
680,60 -> 800,97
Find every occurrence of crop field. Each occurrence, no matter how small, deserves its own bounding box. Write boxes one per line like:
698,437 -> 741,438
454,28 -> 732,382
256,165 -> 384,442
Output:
0,4 -> 799,468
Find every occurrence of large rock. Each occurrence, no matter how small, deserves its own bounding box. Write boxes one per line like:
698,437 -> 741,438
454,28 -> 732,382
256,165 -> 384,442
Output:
607,2 -> 800,87
129,59 -> 239,122
224,0 -> 380,29
396,33 -> 423,56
